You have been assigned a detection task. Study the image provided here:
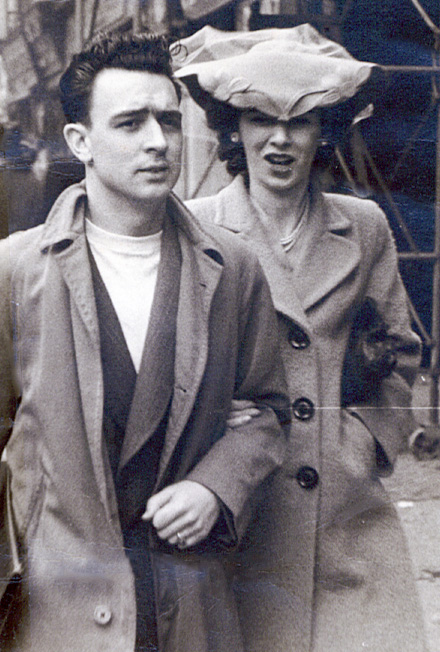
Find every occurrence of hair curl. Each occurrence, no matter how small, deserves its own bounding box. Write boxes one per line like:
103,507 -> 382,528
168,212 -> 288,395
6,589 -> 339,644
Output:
59,32 -> 181,124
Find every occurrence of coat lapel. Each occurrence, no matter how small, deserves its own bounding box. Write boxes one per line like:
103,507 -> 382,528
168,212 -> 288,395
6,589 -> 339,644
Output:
292,192 -> 361,311
157,197 -> 224,481
204,177 -> 310,331
118,217 -> 181,472
40,192 -> 112,520
206,177 -> 361,316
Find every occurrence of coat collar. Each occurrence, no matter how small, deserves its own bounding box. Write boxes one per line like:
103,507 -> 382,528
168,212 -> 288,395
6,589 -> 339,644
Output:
39,180 -> 227,261
39,181 -> 88,252
209,175 -> 360,315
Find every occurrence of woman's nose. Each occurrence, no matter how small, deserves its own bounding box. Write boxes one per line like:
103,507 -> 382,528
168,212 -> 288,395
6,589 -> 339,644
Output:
142,116 -> 167,152
270,122 -> 291,146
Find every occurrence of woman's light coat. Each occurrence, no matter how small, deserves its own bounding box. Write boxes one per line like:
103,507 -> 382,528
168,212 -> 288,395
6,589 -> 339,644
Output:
187,175 -> 427,652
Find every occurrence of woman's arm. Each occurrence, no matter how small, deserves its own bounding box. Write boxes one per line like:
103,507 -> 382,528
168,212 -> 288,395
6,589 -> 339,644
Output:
346,204 -> 421,471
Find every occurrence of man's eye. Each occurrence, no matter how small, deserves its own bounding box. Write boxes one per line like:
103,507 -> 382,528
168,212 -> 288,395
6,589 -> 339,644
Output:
118,119 -> 140,130
160,114 -> 182,129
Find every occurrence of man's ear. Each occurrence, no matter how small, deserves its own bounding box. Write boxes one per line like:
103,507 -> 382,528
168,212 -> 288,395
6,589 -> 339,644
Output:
63,123 -> 93,165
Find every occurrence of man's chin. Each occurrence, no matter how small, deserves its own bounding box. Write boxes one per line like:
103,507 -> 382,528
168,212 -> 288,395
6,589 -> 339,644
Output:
132,181 -> 174,201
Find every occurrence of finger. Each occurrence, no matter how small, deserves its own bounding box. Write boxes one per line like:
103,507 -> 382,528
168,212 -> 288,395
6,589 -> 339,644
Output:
228,408 -> 261,418
156,513 -> 197,541
142,486 -> 174,521
226,415 -> 252,428
169,521 -> 206,548
230,399 -> 258,410
181,530 -> 206,548
227,407 -> 262,427
167,523 -> 198,547
245,408 -> 261,417
150,497 -> 194,531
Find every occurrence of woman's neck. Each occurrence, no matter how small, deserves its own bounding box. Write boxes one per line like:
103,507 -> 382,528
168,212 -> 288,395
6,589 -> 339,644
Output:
248,180 -> 310,239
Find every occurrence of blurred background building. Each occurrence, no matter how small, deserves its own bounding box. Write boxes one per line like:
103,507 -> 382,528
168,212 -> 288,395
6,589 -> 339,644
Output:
0,0 -> 439,398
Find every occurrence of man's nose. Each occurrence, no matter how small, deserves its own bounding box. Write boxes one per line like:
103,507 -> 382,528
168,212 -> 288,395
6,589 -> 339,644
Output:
270,122 -> 291,146
142,116 -> 167,152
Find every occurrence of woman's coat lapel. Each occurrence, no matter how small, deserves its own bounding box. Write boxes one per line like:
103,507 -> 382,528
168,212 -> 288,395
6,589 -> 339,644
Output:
199,175 -> 361,319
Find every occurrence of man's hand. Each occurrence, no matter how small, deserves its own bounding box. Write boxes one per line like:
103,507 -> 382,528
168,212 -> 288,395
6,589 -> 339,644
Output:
142,480 -> 220,549
226,399 -> 260,428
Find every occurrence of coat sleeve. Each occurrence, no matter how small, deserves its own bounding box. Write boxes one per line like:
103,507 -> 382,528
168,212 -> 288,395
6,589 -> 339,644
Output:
347,204 -> 421,473
186,253 -> 290,541
0,237 -> 18,456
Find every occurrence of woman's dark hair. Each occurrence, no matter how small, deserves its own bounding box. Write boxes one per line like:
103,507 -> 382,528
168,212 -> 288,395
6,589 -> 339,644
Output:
203,98 -> 245,177
59,32 -> 181,124
202,94 -> 363,178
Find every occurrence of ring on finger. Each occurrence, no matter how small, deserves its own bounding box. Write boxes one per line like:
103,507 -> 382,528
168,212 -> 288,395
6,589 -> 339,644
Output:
176,532 -> 185,547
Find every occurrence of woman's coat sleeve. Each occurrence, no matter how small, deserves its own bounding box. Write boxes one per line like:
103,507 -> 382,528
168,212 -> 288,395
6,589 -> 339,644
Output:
347,205 -> 421,471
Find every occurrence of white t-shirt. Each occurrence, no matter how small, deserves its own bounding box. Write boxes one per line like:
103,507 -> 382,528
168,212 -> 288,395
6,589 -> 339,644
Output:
86,218 -> 162,372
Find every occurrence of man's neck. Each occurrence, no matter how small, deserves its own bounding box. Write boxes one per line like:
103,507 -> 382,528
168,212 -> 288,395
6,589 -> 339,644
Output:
84,178 -> 166,237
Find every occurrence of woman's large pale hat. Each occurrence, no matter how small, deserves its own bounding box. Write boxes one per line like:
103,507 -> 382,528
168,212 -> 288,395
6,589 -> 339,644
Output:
174,24 -> 376,120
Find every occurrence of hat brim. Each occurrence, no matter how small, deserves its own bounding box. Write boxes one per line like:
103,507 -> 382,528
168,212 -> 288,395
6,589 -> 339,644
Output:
174,24 -> 377,121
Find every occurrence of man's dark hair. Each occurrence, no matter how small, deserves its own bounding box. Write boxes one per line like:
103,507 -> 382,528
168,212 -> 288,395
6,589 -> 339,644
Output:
59,32 -> 181,124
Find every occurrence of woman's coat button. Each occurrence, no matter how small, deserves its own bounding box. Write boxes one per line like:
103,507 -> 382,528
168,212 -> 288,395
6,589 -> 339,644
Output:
288,325 -> 310,349
94,605 -> 112,626
296,466 -> 319,490
292,397 -> 315,420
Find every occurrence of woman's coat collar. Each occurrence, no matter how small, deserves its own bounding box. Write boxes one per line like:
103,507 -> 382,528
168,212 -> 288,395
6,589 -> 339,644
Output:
209,175 -> 361,314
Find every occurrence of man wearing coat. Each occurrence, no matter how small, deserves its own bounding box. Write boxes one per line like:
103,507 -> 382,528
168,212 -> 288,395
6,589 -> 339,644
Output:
0,33 -> 289,652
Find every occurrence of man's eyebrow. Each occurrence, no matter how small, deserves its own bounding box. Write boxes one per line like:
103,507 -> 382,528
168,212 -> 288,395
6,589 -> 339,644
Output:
110,108 -> 182,122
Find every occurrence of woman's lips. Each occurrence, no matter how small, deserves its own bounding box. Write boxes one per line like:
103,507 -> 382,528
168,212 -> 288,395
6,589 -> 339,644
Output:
265,153 -> 295,166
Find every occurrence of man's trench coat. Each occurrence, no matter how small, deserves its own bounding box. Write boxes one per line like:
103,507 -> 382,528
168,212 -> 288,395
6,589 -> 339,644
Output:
0,182 -> 288,652
188,176 -> 427,652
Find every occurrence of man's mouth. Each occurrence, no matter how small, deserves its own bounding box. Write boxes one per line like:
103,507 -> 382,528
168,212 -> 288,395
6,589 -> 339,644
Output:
138,163 -> 169,174
264,154 -> 294,166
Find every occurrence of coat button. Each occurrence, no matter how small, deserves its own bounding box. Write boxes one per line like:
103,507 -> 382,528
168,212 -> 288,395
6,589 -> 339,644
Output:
288,324 -> 310,349
296,466 -> 319,490
292,397 -> 315,420
94,605 -> 112,626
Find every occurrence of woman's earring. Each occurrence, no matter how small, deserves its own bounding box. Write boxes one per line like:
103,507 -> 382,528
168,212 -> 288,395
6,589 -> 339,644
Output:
230,132 -> 240,143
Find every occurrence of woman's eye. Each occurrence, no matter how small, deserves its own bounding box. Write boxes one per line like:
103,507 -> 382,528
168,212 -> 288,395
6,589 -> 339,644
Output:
290,115 -> 318,128
250,116 -> 273,126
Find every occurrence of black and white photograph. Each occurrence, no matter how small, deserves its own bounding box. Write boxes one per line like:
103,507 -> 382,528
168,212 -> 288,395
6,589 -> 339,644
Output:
0,1 -> 439,651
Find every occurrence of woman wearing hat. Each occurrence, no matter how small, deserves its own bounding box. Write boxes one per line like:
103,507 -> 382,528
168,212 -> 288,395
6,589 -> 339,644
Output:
176,25 -> 427,652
